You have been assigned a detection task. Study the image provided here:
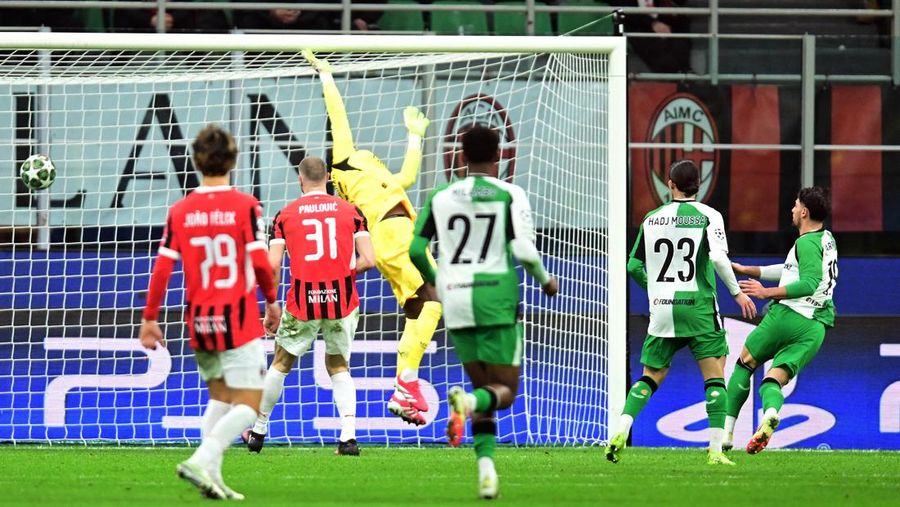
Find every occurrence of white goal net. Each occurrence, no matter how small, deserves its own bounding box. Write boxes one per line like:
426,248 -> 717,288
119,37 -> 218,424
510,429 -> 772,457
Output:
0,33 -> 626,445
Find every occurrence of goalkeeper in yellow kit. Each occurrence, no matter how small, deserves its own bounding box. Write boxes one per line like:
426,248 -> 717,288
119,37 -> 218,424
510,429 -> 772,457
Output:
303,50 -> 441,425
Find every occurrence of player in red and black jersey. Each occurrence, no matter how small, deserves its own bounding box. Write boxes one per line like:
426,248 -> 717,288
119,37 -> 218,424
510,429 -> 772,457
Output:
139,124 -> 281,500
242,156 -> 374,457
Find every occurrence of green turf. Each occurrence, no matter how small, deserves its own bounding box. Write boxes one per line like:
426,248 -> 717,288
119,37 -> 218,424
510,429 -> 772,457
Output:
1,446 -> 897,506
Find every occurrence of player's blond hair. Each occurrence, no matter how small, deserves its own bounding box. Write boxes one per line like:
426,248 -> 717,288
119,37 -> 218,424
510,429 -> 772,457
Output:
299,156 -> 328,183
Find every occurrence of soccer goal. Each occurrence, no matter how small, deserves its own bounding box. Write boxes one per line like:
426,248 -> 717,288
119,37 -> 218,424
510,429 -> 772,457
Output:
0,32 -> 626,445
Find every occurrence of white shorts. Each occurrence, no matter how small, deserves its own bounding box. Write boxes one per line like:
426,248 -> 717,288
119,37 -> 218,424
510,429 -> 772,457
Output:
194,339 -> 266,390
276,308 -> 359,361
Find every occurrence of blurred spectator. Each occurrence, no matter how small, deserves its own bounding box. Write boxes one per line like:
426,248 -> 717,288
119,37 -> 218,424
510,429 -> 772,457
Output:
234,1 -> 336,31
0,7 -> 83,31
110,2 -> 231,33
235,1 -> 385,32
859,0 -> 891,47
609,0 -> 692,73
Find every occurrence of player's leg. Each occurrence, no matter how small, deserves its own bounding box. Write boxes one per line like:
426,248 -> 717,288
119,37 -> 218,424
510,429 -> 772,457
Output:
471,363 -> 519,500
182,341 -> 266,499
323,309 -> 360,456
690,330 -> 734,465
747,313 -> 825,454
176,350 -> 228,499
245,311 -> 314,451
447,323 -> 521,499
724,311 -> 780,450
373,216 -> 442,419
606,335 -> 677,463
394,288 -> 441,416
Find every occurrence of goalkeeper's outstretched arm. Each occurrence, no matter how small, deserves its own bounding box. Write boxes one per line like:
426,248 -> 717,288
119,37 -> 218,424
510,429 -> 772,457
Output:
394,106 -> 429,189
303,50 -> 355,164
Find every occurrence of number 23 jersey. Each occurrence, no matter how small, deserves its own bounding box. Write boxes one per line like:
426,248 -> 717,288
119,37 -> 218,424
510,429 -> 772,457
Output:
631,200 -> 729,338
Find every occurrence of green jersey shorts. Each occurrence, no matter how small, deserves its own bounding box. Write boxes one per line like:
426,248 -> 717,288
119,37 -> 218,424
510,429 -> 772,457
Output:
744,303 -> 825,378
640,329 -> 728,369
448,322 -> 524,366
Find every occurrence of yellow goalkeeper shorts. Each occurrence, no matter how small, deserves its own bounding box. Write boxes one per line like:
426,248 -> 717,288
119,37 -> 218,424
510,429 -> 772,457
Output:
370,216 -> 430,308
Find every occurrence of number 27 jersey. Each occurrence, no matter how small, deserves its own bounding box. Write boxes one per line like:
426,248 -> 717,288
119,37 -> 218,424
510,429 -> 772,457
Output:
631,200 -> 730,337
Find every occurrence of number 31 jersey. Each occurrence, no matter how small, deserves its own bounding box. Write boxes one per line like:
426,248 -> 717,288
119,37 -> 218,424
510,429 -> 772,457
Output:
631,199 -> 730,338
270,191 -> 369,321
159,185 -> 268,351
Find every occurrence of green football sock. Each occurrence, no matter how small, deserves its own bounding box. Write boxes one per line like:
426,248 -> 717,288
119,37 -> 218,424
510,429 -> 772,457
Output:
473,419 -> 497,459
726,362 -> 753,418
704,378 -> 727,429
622,377 -> 657,419
759,379 -> 785,412
472,388 -> 497,413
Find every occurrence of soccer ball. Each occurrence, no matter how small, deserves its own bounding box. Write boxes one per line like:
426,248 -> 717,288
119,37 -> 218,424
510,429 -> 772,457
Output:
20,154 -> 56,190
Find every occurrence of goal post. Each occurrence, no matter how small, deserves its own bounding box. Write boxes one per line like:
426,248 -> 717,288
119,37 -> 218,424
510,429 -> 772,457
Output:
0,32 -> 626,445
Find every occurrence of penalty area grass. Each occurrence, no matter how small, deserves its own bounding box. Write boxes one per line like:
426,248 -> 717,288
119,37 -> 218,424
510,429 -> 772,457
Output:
0,446 -> 897,506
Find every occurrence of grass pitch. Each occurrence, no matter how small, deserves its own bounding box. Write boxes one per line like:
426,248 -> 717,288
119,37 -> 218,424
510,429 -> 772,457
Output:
1,446 -> 897,506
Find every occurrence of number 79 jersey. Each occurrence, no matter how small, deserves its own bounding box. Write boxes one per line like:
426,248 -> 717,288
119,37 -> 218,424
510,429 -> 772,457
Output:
631,200 -> 729,338
159,185 -> 268,351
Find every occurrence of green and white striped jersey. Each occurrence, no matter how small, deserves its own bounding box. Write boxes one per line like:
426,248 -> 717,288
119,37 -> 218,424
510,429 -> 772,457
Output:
775,229 -> 838,326
628,199 -> 740,338
410,175 -> 550,330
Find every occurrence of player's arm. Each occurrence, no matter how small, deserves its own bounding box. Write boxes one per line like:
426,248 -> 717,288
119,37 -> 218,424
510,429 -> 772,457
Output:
268,211 -> 286,286
626,225 -> 648,290
140,216 -> 180,350
706,212 -> 756,319
732,262 -> 783,281
352,205 -> 375,272
303,50 -> 355,164
245,203 -> 281,334
409,191 -> 438,284
508,186 -> 557,296
393,106 -> 429,189
741,239 -> 822,300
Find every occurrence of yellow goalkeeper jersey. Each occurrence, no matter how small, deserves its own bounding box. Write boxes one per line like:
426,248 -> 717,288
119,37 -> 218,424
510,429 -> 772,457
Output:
321,74 -> 422,224
331,151 -> 417,224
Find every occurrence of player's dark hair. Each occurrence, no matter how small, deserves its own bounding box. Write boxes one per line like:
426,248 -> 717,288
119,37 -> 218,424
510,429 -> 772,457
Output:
798,186 -> 830,222
299,156 -> 327,183
462,125 -> 500,164
669,160 -> 700,196
192,124 -> 237,177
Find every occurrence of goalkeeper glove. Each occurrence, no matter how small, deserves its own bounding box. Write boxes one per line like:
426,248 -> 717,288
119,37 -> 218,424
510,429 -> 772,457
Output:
403,106 -> 430,137
302,49 -> 332,74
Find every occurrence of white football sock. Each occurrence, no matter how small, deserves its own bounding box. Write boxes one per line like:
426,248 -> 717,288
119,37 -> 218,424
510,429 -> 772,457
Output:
253,367 -> 288,435
618,414 -> 634,437
764,407 -> 779,421
724,415 -> 736,436
709,427 -> 724,453
188,404 -> 257,469
465,393 -> 478,414
331,371 -> 357,442
399,368 -> 418,382
200,399 -> 231,481
477,456 -> 495,477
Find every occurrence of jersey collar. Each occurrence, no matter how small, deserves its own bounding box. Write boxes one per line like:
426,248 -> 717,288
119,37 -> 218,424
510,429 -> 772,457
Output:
304,190 -> 328,196
195,185 -> 232,193
800,226 -> 826,236
672,198 -> 696,202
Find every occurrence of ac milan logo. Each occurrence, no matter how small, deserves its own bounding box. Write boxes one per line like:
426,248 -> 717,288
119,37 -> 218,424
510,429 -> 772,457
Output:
645,93 -> 719,204
443,94 -> 516,182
